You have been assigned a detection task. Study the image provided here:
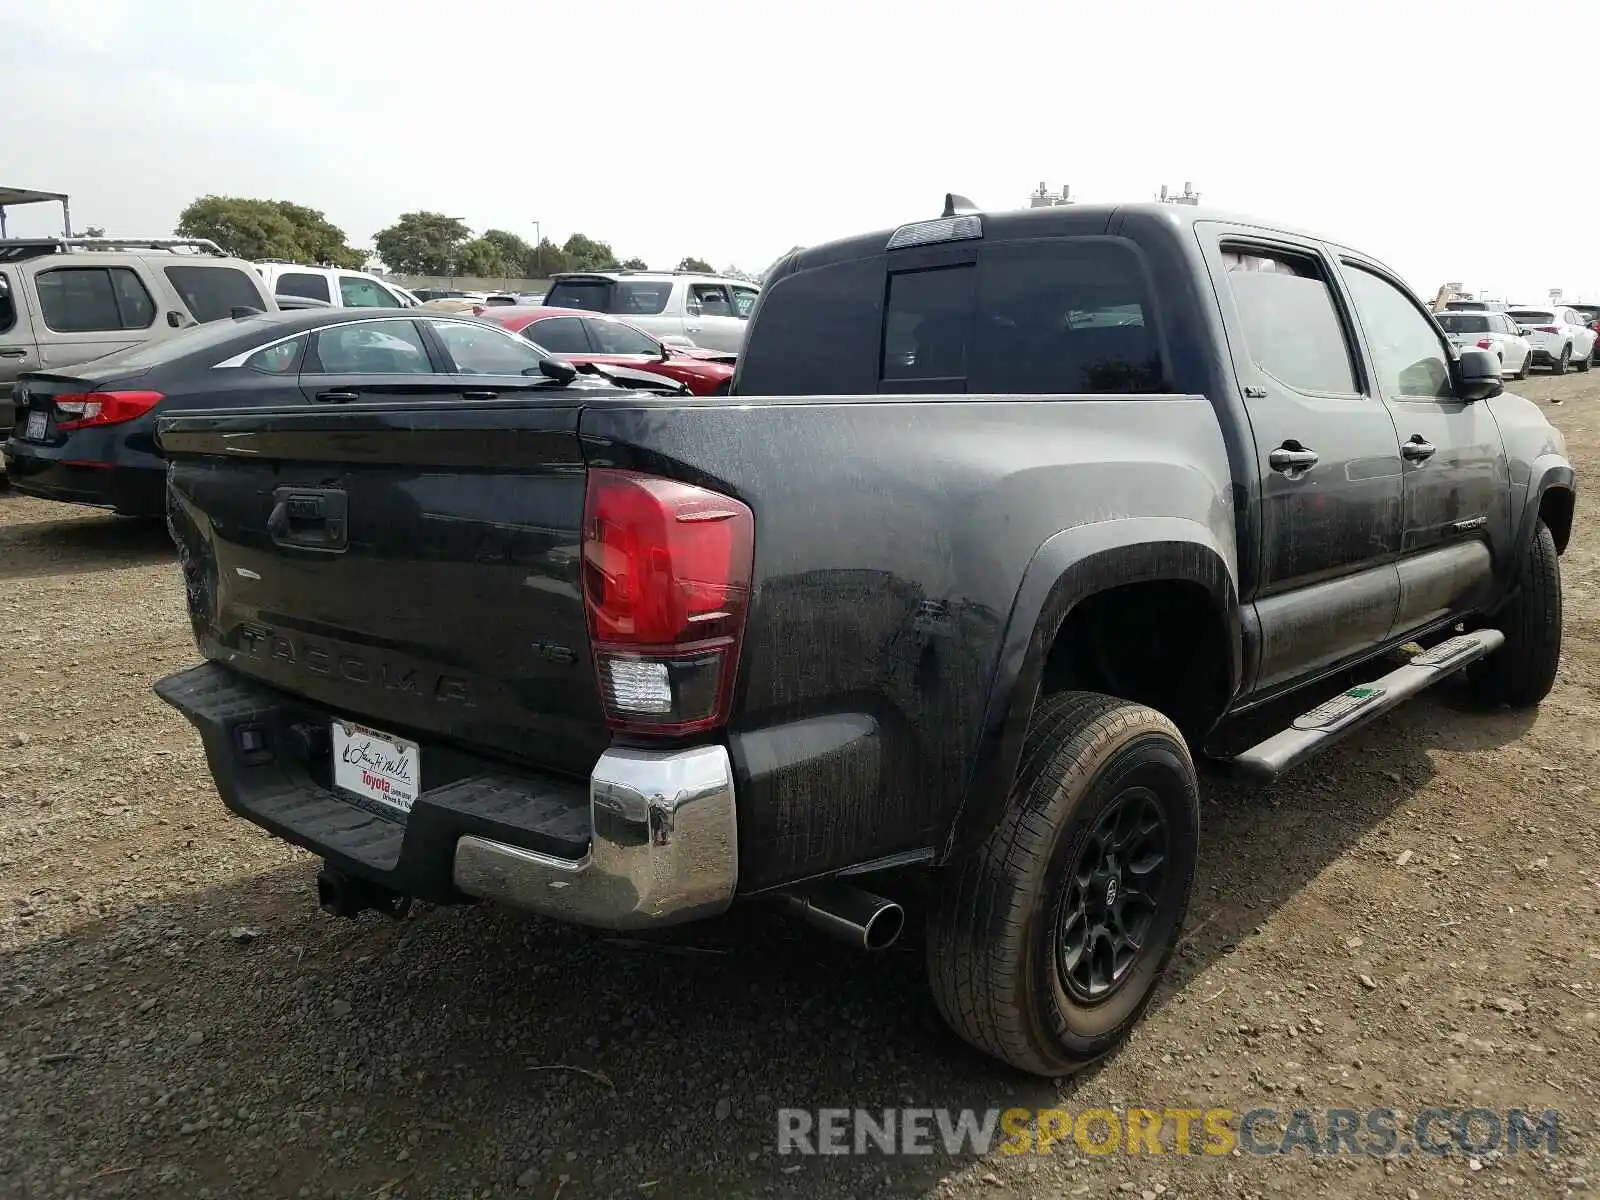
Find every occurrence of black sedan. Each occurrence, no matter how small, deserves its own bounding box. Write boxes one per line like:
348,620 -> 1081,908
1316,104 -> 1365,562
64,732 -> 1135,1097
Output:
4,307 -> 684,517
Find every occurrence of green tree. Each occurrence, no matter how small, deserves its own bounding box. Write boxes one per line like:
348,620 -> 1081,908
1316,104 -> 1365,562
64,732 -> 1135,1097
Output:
373,212 -> 471,276
454,237 -> 504,278
562,233 -> 618,273
271,201 -> 365,268
480,229 -> 533,276
620,256 -> 648,270
677,256 -> 713,273
529,238 -> 570,276
176,196 -> 362,266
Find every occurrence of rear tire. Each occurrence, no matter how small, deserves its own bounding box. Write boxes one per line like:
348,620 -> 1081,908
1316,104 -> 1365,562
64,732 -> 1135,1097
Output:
1514,350 -> 1531,380
1576,350 -> 1591,373
1551,345 -> 1570,374
1469,520 -> 1562,709
926,692 -> 1198,1077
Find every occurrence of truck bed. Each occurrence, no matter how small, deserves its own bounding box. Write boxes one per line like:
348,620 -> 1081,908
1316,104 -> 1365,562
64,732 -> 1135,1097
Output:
159,390 -> 1234,889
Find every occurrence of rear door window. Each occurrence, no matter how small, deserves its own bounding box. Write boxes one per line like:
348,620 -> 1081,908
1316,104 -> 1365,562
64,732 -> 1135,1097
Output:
688,283 -> 735,317
1220,247 -> 1357,394
36,266 -> 157,332
310,320 -> 433,374
523,316 -> 592,353
165,265 -> 266,323
731,285 -> 760,317
881,240 -> 1168,393
275,271 -> 332,302
0,270 -> 16,334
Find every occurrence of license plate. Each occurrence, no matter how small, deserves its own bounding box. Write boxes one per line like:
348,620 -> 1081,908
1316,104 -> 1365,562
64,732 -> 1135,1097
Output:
25,409 -> 46,440
331,720 -> 420,815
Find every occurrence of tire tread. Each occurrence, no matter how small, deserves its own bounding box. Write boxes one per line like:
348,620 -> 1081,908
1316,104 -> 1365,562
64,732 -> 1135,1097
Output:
927,691 -> 1195,1076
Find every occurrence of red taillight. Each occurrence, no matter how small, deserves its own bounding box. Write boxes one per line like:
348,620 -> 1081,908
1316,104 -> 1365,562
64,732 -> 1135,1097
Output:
582,469 -> 753,735
1537,326 -> 1560,334
53,390 -> 164,431
1476,338 -> 1493,350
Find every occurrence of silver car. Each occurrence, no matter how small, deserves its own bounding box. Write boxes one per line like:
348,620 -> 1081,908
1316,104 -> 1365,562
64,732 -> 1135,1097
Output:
1434,310 -> 1532,379
541,271 -> 760,353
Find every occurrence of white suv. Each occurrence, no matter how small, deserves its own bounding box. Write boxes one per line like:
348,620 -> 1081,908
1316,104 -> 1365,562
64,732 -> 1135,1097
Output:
1506,305 -> 1598,373
254,262 -> 416,310
1435,310 -> 1533,379
541,271 -> 760,352
1,236 -> 276,385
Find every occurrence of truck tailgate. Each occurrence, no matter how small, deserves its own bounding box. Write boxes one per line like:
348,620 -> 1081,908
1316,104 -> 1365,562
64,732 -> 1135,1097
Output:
160,401 -> 607,778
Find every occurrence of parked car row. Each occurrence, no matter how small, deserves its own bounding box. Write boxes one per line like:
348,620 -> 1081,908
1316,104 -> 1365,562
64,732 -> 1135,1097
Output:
4,307 -> 691,514
1446,294 -> 1600,374
1439,297 -> 1600,374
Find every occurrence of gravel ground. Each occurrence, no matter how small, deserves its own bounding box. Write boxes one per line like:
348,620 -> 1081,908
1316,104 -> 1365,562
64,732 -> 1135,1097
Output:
2,374 -> 1597,1200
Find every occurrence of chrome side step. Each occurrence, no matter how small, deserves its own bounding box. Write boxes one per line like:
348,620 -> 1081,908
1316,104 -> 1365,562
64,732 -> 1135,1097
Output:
1232,629 -> 1504,782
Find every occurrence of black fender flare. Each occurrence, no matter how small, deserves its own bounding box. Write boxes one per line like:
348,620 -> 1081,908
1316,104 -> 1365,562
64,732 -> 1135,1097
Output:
1515,459 -> 1576,564
938,517 -> 1241,865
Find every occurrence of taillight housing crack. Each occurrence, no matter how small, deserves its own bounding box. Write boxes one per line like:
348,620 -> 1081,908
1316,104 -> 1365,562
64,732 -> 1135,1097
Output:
582,469 -> 753,735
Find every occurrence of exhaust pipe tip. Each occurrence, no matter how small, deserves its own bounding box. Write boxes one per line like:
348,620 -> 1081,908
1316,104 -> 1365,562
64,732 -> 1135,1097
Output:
778,882 -> 905,951
860,900 -> 905,951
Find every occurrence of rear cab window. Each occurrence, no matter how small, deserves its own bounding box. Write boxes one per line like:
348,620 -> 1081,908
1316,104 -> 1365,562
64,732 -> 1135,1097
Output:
165,265 -> 268,323
275,271 -> 332,302
738,236 -> 1169,396
543,278 -> 674,316
1509,310 -> 1555,327
1435,313 -> 1490,334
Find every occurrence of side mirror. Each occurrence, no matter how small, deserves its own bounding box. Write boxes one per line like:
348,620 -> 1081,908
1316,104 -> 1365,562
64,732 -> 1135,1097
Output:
1455,348 -> 1503,401
535,358 -> 577,384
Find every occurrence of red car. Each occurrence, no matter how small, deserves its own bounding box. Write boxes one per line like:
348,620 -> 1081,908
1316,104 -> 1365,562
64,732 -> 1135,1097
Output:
479,306 -> 737,395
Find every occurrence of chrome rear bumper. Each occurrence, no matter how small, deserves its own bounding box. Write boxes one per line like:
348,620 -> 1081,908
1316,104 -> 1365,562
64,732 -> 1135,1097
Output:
452,745 -> 738,929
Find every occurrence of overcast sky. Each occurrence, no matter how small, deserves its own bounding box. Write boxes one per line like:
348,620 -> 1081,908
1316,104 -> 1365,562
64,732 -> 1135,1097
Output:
1,0 -> 1595,299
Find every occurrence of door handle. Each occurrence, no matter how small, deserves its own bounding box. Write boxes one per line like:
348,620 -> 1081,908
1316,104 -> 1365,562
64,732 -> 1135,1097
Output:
315,391 -> 360,403
460,390 -> 499,400
685,326 -> 701,334
268,488 -> 348,552
1401,436 -> 1437,462
0,349 -> 26,358
1268,442 -> 1319,472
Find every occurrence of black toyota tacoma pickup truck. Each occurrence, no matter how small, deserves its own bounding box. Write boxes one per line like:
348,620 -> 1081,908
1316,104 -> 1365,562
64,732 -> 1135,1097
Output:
154,198 -> 1575,1077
